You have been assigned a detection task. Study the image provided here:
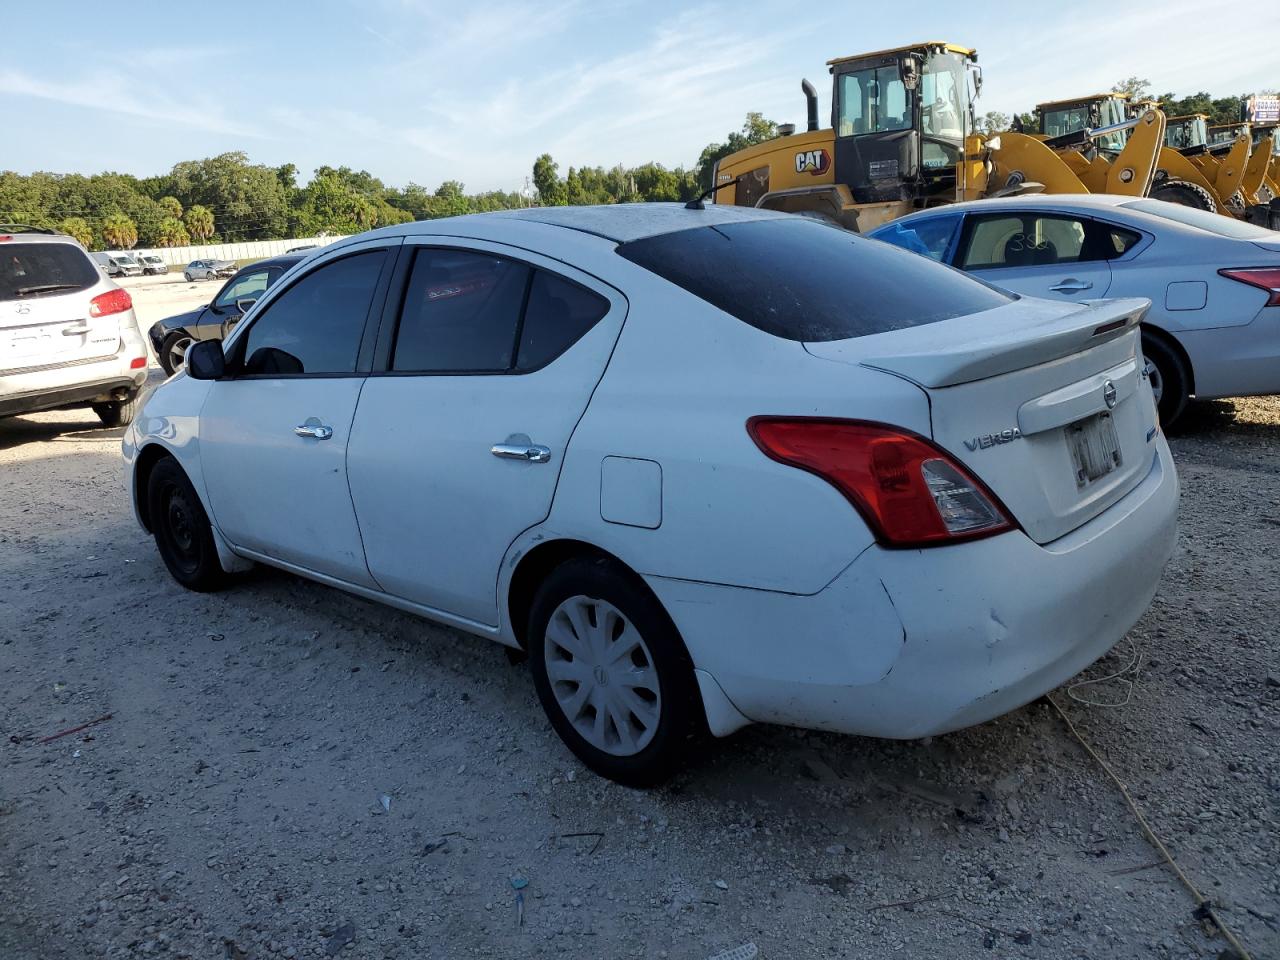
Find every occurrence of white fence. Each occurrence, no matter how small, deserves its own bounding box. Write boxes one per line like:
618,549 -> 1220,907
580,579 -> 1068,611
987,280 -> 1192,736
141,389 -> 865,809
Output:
118,234 -> 350,267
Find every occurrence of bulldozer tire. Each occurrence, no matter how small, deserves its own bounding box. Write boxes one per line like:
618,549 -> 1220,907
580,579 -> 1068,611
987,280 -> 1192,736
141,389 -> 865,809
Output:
1149,180 -> 1216,213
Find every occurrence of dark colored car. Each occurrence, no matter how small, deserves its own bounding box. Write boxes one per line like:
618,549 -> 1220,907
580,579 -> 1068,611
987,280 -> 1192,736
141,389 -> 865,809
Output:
149,254 -> 303,374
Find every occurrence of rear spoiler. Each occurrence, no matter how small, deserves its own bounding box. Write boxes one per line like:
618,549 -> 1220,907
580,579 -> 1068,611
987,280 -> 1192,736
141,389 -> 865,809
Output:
850,298 -> 1149,389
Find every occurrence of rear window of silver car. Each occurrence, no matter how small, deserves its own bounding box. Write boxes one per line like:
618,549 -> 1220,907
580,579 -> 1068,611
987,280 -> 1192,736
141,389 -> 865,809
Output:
1,242 -> 100,302
615,218 -> 1012,341
1123,199 -> 1276,239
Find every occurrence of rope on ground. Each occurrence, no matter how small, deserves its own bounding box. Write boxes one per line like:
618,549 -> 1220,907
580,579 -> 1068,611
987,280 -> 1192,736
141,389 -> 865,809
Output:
1065,636 -> 1143,707
1046,695 -> 1253,960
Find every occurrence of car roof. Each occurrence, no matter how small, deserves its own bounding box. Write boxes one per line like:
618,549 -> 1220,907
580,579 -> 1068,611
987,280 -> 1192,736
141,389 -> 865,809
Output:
250,253 -> 305,270
1,229 -> 83,246
879,195 -> 1142,229
358,202 -> 794,244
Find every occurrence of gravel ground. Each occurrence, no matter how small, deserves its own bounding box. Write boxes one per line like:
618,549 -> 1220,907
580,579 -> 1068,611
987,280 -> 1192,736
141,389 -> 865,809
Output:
1,394 -> 1277,960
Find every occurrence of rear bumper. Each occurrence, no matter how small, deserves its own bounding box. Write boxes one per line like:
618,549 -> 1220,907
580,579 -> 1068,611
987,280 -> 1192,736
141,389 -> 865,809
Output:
0,357 -> 146,418
649,437 -> 1178,739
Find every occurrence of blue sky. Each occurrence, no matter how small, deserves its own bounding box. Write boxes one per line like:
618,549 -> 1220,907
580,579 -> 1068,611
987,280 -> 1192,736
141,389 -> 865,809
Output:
2,0 -> 1270,193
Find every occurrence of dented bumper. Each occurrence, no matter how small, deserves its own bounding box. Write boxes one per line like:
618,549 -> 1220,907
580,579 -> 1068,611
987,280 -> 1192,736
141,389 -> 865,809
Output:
647,437 -> 1178,739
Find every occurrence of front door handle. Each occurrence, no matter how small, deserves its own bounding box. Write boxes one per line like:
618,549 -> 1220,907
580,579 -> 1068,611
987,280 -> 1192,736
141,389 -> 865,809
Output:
491,440 -> 551,463
1050,278 -> 1094,293
294,418 -> 334,441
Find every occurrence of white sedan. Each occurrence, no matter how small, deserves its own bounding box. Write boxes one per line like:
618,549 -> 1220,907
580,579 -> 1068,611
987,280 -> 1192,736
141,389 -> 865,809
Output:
122,204 -> 1178,784
870,195 -> 1280,426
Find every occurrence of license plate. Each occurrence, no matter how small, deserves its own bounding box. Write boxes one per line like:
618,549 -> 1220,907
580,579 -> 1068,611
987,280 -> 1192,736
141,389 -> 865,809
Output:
1066,411 -> 1122,488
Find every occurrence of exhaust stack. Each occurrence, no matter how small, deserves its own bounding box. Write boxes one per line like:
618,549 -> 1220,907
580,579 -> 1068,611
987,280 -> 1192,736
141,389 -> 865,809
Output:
802,79 -> 819,132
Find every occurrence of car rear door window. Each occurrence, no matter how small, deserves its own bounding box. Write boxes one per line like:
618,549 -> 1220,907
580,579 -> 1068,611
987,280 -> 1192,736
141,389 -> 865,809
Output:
239,250 -> 385,375
1,243 -> 99,301
516,271 -> 610,371
616,217 -> 1011,342
392,249 -> 530,372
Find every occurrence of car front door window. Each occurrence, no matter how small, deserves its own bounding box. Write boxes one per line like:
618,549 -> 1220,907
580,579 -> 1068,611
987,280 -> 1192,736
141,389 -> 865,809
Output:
215,269 -> 271,311
238,251 -> 385,375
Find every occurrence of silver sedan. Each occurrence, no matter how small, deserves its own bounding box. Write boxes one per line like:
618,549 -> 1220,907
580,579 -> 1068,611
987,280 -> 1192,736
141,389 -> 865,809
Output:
871,195 -> 1280,425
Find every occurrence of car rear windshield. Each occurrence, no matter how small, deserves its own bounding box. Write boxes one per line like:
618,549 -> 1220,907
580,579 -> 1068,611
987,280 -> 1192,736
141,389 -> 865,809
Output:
1,242 -> 100,302
1123,199 -> 1276,239
615,218 -> 1012,341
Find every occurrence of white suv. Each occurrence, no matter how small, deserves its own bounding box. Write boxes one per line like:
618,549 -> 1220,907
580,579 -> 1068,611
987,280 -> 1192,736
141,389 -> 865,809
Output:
1,226 -> 149,427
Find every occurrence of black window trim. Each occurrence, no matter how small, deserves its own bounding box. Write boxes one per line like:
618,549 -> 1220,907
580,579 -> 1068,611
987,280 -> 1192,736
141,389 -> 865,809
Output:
369,240 -> 621,378
221,241 -> 402,380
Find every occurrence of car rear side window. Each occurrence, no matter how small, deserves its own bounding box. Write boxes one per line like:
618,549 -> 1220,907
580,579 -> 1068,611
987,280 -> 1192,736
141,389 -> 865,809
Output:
516,270 -> 609,371
240,250 -> 385,375
615,218 -> 1010,342
1,243 -> 99,302
391,248 -> 610,373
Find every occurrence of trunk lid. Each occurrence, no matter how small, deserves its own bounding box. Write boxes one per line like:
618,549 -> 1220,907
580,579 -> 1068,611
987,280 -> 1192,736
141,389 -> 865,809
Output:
805,297 -> 1161,544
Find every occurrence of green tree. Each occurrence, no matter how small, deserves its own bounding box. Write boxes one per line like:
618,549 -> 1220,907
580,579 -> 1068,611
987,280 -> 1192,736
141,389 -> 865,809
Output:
1113,76 -> 1151,100
155,217 -> 190,247
184,204 -> 214,242
977,111 -> 1010,135
101,212 -> 138,249
59,216 -> 94,248
159,195 -> 183,219
532,154 -> 566,206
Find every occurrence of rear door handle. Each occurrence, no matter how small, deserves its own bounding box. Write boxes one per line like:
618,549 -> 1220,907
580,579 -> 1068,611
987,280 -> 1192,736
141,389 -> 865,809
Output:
1050,278 -> 1094,293
294,418 -> 334,440
491,441 -> 551,463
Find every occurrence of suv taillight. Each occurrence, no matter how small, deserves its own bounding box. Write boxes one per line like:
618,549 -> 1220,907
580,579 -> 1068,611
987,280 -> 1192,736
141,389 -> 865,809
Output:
1219,267 -> 1280,306
748,417 -> 1015,547
89,288 -> 132,317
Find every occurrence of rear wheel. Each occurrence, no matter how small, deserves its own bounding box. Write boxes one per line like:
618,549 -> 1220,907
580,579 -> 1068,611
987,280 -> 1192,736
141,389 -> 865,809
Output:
92,394 -> 139,428
527,557 -> 699,786
1141,331 -> 1190,428
146,457 -> 228,591
160,331 -> 194,375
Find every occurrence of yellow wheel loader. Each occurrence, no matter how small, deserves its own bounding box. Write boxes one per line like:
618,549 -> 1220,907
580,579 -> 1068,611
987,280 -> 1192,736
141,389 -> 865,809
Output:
1031,93 -> 1167,197
710,42 -> 1169,232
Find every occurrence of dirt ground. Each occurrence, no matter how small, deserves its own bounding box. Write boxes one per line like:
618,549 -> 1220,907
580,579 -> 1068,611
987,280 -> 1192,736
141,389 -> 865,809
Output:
1,383 -> 1277,959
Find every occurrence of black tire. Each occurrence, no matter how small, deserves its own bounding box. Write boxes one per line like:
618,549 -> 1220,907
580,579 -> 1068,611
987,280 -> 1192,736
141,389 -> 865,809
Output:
1141,331 -> 1190,429
183,272 -> 193,282
92,394 -> 139,428
527,556 -> 700,786
1150,179 -> 1216,213
159,331 -> 193,376
146,457 -> 228,592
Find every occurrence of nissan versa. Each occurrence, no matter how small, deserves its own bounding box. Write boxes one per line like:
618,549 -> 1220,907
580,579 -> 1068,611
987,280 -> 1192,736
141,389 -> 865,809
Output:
122,204 -> 1179,785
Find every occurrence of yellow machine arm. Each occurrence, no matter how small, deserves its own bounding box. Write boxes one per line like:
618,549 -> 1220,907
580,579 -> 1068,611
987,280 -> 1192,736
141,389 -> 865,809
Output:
984,133 -> 1090,194
1213,135 -> 1252,205
1105,110 -> 1165,195
1242,135 -> 1276,204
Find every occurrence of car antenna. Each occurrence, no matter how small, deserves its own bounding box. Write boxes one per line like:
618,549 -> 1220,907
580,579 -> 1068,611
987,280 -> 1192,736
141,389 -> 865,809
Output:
684,174 -> 746,210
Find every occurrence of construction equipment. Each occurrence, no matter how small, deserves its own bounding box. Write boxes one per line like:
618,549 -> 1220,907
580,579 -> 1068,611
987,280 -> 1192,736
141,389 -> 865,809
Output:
1032,93 -> 1167,197
711,43 -> 1172,232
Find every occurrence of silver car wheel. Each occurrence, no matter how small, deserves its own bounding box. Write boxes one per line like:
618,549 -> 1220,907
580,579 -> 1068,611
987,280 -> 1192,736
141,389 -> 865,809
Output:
167,336 -> 194,373
543,595 -> 662,757
1147,361 -> 1164,405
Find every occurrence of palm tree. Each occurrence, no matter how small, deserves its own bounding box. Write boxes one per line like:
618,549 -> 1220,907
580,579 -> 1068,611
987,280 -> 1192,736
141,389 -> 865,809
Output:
155,217 -> 190,248
59,217 -> 94,248
101,213 -> 138,250
184,204 -> 215,242
159,196 -> 183,220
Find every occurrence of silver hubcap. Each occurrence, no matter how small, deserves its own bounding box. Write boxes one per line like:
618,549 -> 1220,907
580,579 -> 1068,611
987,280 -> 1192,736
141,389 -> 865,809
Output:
167,336 -> 193,372
1147,361 -> 1164,404
544,596 -> 661,756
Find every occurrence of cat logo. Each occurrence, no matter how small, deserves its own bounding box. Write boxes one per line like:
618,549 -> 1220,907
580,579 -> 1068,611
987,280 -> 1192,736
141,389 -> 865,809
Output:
794,149 -> 831,176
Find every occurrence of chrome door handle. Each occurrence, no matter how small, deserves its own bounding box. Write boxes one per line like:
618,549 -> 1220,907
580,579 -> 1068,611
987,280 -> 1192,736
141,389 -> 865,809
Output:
294,419 -> 334,440
491,442 -> 551,463
1050,279 -> 1093,293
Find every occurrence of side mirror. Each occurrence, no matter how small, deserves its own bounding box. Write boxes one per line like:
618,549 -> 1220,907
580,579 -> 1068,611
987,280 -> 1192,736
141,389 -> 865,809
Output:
235,297 -> 257,314
186,339 -> 226,380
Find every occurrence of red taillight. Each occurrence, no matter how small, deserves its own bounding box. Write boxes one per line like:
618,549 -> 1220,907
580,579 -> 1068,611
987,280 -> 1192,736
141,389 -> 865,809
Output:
1219,267 -> 1280,307
89,288 -> 133,317
129,357 -> 147,369
748,417 -> 1015,548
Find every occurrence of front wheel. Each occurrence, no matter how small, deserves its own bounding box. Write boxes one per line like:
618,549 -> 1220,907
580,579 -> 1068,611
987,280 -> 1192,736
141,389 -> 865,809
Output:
527,557 -> 700,786
160,331 -> 194,376
1141,332 -> 1190,428
183,272 -> 193,282
92,394 -> 139,428
146,457 -> 228,592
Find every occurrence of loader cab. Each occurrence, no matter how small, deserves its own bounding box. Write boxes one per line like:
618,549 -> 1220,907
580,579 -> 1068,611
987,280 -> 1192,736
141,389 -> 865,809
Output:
1165,115 -> 1209,153
1037,95 -> 1128,154
1208,123 -> 1250,151
828,42 -> 977,205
